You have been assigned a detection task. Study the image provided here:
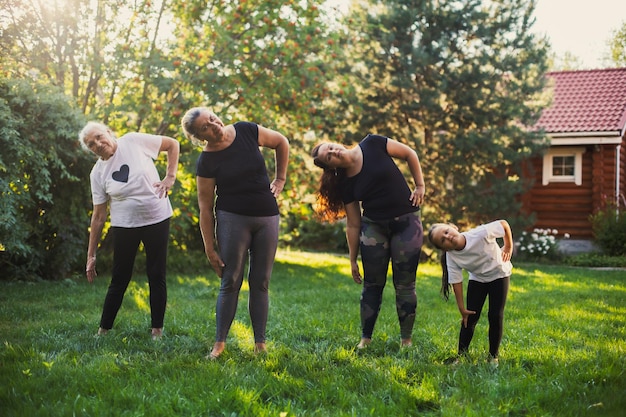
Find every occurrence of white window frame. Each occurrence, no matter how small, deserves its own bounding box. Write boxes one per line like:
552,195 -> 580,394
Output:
542,146 -> 584,186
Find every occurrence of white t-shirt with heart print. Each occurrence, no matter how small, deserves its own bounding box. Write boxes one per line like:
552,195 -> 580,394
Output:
89,132 -> 173,228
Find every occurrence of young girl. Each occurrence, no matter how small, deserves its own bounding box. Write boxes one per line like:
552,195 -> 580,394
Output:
428,220 -> 513,365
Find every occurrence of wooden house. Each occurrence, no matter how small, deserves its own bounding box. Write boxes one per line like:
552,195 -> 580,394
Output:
521,68 -> 626,245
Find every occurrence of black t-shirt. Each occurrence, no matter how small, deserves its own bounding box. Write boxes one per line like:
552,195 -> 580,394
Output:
195,121 -> 279,216
342,134 -> 416,220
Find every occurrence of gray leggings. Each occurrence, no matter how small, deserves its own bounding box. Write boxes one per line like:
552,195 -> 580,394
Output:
215,210 -> 279,343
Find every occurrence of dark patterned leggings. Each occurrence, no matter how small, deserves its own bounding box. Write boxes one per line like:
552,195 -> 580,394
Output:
359,211 -> 423,340
459,276 -> 510,358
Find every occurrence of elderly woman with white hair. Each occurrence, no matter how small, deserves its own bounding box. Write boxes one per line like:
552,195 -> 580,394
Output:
79,121 -> 179,340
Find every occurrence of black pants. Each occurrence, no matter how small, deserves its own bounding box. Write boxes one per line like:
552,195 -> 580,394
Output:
458,276 -> 510,358
99,218 -> 170,330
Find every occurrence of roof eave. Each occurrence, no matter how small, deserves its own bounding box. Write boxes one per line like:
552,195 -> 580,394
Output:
548,131 -> 623,145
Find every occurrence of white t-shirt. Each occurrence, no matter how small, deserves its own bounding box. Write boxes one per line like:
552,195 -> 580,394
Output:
90,132 -> 173,228
446,221 -> 513,284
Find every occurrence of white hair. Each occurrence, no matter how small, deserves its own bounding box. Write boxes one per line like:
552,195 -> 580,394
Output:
78,121 -> 115,151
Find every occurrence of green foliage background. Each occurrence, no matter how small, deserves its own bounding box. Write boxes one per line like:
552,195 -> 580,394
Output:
1,0 -> 560,279
590,202 -> 626,256
0,78 -> 91,279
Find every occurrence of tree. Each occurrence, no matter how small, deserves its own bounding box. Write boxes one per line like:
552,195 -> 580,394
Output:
0,77 -> 91,280
336,0 -> 551,233
159,0 -> 352,249
607,21 -> 626,67
0,0 -> 355,263
0,0 -> 90,99
551,51 -> 585,71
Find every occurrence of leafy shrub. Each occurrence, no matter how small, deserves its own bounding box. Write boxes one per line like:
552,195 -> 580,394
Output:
280,203 -> 348,253
515,228 -> 562,261
0,78 -> 90,280
281,218 -> 348,252
590,203 -> 626,256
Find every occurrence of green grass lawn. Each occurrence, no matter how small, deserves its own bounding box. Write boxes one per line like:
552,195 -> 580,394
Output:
1,249 -> 624,416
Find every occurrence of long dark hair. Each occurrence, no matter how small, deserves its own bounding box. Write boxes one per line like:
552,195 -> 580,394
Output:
311,143 -> 347,222
427,223 -> 453,301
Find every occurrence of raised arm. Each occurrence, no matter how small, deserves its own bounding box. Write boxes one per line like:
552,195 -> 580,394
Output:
386,138 -> 425,207
258,125 -> 290,197
499,219 -> 513,262
154,136 -> 180,198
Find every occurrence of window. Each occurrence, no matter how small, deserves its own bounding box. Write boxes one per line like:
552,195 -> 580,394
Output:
552,155 -> 575,176
542,147 -> 584,185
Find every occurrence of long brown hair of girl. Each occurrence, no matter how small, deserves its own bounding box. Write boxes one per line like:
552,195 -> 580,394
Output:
428,223 -> 452,301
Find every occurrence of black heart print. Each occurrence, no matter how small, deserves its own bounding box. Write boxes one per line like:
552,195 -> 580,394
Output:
112,164 -> 129,183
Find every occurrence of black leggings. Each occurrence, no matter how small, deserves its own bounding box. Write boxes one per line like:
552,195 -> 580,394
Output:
100,218 -> 170,330
458,276 -> 510,358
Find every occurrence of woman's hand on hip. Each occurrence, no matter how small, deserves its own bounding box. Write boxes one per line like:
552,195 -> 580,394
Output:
270,178 -> 285,197
409,185 -> 425,207
153,176 -> 175,199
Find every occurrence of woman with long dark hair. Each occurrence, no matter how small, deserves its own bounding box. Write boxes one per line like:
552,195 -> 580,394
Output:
311,135 -> 425,349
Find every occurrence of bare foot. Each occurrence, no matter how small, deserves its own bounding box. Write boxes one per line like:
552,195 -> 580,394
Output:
400,338 -> 412,347
151,328 -> 163,340
254,342 -> 267,355
208,342 -> 225,360
97,327 -> 108,336
357,338 -> 371,349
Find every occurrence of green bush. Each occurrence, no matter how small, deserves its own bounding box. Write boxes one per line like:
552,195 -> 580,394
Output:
281,216 -> 348,253
590,202 -> 626,256
0,78 -> 91,280
279,201 -> 348,253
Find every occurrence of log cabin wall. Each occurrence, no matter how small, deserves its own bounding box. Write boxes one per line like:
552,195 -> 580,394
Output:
522,143 -> 624,239
591,144 -> 619,214
524,147 -> 594,239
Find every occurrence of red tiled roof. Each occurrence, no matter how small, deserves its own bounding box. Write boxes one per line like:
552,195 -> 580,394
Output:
535,67 -> 626,135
